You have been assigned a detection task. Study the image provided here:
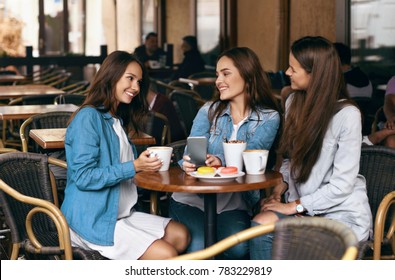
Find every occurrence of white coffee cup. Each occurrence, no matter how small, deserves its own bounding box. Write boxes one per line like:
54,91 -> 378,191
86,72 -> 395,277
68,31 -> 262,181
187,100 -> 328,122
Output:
242,149 -> 269,175
223,141 -> 247,172
147,146 -> 173,172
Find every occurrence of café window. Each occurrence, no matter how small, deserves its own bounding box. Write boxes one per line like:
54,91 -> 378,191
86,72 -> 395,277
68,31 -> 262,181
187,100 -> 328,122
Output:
0,0 -> 91,57
39,0 -> 85,56
350,0 -> 395,89
0,0 -> 39,57
141,0 -> 155,39
197,0 -> 220,67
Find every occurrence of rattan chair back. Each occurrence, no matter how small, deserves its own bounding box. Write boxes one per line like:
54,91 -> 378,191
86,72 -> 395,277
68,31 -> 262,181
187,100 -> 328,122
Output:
272,217 -> 358,259
142,111 -> 171,146
166,139 -> 186,166
0,152 -> 106,260
358,145 -> 395,259
171,217 -> 359,260
168,90 -> 205,136
20,111 -> 72,153
55,93 -> 86,106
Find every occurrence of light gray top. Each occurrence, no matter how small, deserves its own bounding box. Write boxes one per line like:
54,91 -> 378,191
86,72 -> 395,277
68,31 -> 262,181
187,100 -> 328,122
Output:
281,94 -> 373,241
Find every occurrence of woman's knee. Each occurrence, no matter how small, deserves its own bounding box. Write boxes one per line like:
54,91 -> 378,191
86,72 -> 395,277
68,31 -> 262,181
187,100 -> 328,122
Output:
164,221 -> 191,253
139,240 -> 178,260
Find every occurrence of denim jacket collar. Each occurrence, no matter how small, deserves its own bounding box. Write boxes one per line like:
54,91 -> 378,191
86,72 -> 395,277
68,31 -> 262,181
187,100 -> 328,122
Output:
216,102 -> 272,122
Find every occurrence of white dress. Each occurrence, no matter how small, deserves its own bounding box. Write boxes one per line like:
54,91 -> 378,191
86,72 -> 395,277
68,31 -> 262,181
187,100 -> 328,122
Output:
70,118 -> 171,259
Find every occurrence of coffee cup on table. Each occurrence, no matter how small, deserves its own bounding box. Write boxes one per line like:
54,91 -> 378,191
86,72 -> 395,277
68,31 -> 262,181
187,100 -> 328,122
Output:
242,149 -> 269,175
222,140 -> 247,172
147,146 -> 173,172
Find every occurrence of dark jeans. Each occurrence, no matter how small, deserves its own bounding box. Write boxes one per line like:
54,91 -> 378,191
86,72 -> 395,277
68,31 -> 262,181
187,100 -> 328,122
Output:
169,198 -> 250,259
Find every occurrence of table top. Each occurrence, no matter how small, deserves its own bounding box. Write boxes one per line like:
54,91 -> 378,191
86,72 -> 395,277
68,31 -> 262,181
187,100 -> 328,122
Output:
29,128 -> 67,149
0,84 -> 65,99
29,128 -> 156,149
134,166 -> 283,194
0,104 -> 78,120
128,131 -> 156,146
0,75 -> 28,84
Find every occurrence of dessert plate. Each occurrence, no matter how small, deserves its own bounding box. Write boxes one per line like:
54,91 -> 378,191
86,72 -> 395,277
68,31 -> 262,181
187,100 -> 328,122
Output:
189,171 -> 245,183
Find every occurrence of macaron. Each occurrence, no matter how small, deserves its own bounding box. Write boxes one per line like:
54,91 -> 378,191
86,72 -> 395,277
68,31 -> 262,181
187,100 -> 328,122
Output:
197,166 -> 215,175
220,166 -> 238,175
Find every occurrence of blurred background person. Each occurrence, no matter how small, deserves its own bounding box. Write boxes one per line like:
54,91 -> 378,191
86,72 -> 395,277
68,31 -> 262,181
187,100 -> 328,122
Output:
134,32 -> 165,69
172,35 -> 206,80
334,42 -> 373,98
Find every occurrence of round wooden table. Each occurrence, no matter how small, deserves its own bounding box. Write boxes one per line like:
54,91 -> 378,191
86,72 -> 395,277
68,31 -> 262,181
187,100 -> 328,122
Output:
134,166 -> 283,247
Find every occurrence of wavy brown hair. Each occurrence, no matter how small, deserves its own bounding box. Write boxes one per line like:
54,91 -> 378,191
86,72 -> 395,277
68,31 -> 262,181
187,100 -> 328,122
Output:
209,47 -> 280,125
68,51 -> 149,132
278,36 -> 352,183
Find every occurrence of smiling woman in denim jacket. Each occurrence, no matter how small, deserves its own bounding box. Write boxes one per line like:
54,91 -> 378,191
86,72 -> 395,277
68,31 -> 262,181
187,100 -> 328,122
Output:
61,51 -> 190,260
169,47 -> 281,259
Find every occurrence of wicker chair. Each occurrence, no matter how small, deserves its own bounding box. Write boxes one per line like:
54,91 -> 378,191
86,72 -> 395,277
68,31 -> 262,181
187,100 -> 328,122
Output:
2,94 -> 61,149
19,111 -> 72,153
19,111 -> 73,204
0,152 -> 106,260
168,90 -> 205,136
0,148 -> 20,259
171,217 -> 359,260
142,111 -> 171,146
358,145 -> 395,259
54,93 -> 86,106
187,72 -> 217,100
59,81 -> 90,94
167,139 -> 187,167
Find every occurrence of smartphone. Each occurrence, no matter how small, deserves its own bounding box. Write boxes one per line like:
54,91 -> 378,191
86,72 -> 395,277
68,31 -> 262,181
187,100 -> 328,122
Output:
187,136 -> 207,166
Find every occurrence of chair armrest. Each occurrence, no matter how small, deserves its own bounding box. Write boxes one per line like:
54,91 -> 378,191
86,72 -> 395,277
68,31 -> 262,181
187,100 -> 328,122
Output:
0,148 -> 20,153
374,190 -> 395,260
49,157 -> 67,169
170,223 -> 275,260
48,157 -> 67,207
0,179 -> 73,260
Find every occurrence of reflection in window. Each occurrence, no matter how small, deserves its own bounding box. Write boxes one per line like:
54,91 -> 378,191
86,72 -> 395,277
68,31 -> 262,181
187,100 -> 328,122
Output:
0,0 -> 39,57
43,0 -> 64,55
141,0 -> 154,41
197,0 -> 220,67
68,0 -> 84,55
350,0 -> 395,87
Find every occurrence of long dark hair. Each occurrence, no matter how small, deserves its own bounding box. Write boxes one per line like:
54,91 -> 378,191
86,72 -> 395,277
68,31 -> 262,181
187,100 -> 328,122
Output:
69,51 -> 150,132
209,47 -> 280,125
278,36 -> 352,183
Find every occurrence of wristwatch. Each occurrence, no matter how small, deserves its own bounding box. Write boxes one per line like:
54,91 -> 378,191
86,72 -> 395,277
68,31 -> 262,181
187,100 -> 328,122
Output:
295,199 -> 304,213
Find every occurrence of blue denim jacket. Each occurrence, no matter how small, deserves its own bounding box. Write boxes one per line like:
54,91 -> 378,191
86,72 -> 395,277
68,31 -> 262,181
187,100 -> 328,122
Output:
178,102 -> 280,208
61,107 -> 137,246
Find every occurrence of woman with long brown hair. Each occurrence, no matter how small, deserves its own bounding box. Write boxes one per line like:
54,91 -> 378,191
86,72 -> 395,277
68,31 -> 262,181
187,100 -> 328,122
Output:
170,47 -> 281,259
250,36 -> 372,259
61,51 -> 189,260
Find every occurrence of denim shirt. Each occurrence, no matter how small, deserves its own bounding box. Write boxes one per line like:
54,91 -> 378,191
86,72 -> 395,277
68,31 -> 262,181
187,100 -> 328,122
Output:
61,107 -> 137,246
173,102 -> 280,212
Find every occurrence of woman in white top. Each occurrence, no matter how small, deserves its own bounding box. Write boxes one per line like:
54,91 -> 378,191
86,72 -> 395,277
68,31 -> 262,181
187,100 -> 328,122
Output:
61,51 -> 190,260
250,36 -> 372,259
